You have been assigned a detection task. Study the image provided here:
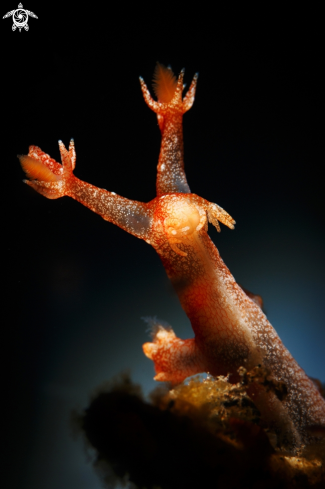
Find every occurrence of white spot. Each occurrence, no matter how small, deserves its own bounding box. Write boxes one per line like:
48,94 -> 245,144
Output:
161,164 -> 166,171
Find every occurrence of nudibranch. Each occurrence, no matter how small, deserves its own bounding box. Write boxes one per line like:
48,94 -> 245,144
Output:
20,63 -> 325,453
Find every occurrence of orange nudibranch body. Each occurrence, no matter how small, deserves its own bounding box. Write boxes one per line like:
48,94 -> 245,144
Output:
20,63 -> 325,453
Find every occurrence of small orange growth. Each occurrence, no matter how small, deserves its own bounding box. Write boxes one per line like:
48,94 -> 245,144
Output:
19,155 -> 59,182
152,62 -> 177,103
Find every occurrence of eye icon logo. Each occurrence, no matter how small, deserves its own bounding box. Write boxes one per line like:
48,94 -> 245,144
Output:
3,3 -> 38,31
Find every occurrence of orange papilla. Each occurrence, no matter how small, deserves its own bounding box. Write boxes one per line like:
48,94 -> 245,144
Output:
19,155 -> 60,182
152,63 -> 178,103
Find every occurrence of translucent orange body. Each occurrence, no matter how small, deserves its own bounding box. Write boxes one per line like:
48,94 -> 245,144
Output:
20,64 -> 325,453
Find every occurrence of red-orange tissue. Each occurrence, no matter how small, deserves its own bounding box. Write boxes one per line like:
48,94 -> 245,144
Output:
20,63 -> 325,455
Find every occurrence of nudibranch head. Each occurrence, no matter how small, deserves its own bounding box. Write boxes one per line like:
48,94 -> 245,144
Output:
164,200 -> 205,238
156,196 -> 206,256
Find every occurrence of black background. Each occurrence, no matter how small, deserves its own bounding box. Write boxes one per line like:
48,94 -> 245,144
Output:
2,4 -> 324,488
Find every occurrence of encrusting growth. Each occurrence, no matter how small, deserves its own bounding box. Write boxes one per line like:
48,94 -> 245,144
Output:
20,62 -> 325,454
